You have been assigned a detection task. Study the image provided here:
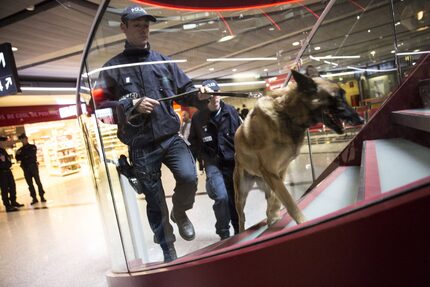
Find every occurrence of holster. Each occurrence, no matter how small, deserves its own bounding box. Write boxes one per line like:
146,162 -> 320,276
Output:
117,154 -> 144,194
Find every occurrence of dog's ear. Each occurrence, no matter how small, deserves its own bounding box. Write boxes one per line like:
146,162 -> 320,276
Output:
291,70 -> 317,94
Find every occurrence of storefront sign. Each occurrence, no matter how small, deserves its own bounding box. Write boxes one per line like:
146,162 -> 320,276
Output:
0,42 -> 20,96
0,105 -> 77,127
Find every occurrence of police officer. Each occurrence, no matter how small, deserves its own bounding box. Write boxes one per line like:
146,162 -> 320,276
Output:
97,4 -> 211,262
15,133 -> 46,204
0,136 -> 24,212
188,80 -> 241,239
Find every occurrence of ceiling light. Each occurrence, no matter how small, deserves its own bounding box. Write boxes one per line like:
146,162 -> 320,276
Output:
269,27 -> 275,31
370,50 -> 376,56
391,50 -> 395,54
356,16 -> 360,20
417,11 -> 424,21
396,51 -> 430,56
347,66 -> 397,73
321,71 -> 357,77
21,87 -> 76,92
12,46 -> 18,52
417,26 -> 429,32
206,57 -> 277,62
414,49 -> 420,52
232,69 -> 237,72
395,21 -> 401,26
314,46 -> 321,51
26,5 -> 35,11
263,68 -> 268,72
209,67 -> 214,71
368,29 -> 371,33
310,55 -> 360,60
218,35 -> 236,43
292,41 -> 300,46
183,23 -> 197,30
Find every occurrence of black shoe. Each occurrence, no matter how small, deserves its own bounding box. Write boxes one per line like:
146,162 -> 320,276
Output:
40,196 -> 47,202
31,198 -> 38,205
11,202 -> 24,208
5,206 -> 18,212
162,245 -> 177,263
219,232 -> 230,240
170,210 -> 195,241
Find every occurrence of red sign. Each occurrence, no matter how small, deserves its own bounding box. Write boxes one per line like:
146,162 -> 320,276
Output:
0,105 -> 76,127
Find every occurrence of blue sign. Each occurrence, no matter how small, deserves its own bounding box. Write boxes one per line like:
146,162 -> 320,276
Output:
0,42 -> 21,96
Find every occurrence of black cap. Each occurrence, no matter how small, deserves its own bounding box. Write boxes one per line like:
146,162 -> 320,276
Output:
18,133 -> 27,140
202,79 -> 220,91
121,5 -> 156,23
0,136 -> 8,141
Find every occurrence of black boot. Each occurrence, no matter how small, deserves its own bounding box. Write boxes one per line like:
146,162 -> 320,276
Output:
40,196 -> 47,202
5,205 -> 18,212
170,209 -> 195,241
31,198 -> 38,205
11,201 -> 24,207
162,244 -> 177,263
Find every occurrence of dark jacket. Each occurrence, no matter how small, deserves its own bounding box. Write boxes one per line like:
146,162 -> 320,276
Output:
189,102 -> 241,166
97,43 -> 206,147
16,144 -> 38,168
0,148 -> 12,171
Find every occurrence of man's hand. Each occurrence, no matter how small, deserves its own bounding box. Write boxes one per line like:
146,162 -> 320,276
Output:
133,97 -> 160,114
198,86 -> 214,101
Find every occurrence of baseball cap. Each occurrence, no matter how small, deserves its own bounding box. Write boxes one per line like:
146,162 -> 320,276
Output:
18,133 -> 27,140
121,5 -> 157,23
202,79 -> 220,91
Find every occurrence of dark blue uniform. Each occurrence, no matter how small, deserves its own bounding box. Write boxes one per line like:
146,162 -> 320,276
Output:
98,42 -> 206,249
189,102 -> 241,238
0,148 -> 18,210
15,143 -> 45,201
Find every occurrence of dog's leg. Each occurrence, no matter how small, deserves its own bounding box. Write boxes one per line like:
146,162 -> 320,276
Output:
266,191 -> 282,226
257,179 -> 281,226
260,170 -> 306,224
233,165 -> 249,232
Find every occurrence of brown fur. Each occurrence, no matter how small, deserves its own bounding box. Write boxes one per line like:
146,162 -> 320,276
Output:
233,71 -> 345,231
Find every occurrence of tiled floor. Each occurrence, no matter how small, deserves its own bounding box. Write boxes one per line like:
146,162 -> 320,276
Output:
0,136 -> 349,287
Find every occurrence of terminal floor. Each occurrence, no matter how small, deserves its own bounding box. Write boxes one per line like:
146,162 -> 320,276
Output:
0,139 -> 349,287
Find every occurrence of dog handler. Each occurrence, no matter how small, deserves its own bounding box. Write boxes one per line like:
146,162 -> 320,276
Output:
96,4 -> 211,262
189,80 -> 241,239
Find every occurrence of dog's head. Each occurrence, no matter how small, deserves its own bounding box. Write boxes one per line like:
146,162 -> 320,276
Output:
292,70 -> 364,134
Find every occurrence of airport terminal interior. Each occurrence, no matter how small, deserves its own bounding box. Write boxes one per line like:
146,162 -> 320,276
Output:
0,0 -> 429,286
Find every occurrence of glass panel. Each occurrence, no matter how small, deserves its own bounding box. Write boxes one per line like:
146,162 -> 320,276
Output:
78,0 -> 329,271
298,0 -> 399,178
392,0 -> 430,77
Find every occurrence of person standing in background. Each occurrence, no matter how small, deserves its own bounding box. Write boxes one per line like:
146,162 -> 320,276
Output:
240,104 -> 249,120
189,80 -> 241,240
0,136 -> 24,212
15,133 -> 46,205
179,110 -> 192,142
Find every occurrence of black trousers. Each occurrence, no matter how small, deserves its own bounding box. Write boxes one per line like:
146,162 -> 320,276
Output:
131,135 -> 197,248
22,164 -> 45,198
0,170 -> 17,207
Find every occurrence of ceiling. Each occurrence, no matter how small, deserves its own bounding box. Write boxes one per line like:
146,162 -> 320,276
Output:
0,0 -> 429,105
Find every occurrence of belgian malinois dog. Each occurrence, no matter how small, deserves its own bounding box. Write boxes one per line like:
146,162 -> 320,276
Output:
233,69 -> 363,231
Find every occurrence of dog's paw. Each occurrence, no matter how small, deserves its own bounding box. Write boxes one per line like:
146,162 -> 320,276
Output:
267,216 -> 281,227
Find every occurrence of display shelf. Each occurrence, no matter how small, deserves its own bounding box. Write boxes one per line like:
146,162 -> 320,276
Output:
43,137 -> 81,176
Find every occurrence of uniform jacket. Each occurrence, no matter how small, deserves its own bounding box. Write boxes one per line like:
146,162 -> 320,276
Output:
97,42 -> 206,147
188,102 -> 241,165
0,148 -> 12,171
15,144 -> 38,168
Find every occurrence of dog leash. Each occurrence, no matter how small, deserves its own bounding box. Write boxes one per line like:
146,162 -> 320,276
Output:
126,90 -> 263,127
